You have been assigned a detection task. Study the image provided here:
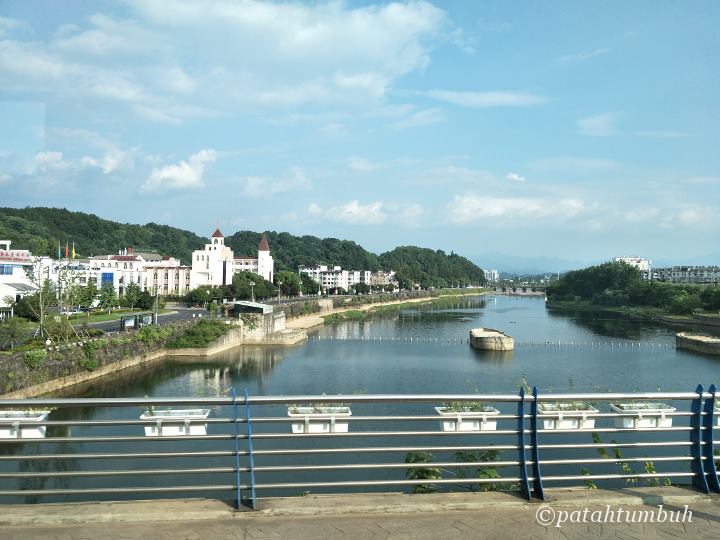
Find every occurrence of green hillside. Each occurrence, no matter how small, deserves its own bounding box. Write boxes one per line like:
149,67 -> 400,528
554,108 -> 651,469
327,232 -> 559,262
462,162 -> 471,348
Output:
0,207 -> 485,286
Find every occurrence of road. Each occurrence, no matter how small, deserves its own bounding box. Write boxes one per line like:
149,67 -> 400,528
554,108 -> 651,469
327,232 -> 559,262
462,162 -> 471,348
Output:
85,307 -> 208,334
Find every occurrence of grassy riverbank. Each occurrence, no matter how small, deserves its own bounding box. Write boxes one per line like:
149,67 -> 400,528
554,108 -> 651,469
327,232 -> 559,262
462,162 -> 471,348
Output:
322,289 -> 489,324
546,300 -> 720,327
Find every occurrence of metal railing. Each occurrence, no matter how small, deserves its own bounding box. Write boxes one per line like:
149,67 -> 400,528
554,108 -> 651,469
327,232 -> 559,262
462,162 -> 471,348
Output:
0,385 -> 718,509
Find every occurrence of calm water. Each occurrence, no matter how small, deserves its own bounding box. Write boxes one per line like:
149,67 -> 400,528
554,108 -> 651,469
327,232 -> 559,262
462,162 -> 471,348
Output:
2,296 -> 718,503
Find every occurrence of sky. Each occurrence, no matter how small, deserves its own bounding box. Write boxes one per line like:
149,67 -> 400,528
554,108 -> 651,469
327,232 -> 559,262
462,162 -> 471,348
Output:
1,0 -> 718,267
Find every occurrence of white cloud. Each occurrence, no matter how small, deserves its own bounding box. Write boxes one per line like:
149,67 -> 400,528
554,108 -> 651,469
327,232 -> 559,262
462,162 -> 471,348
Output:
423,90 -> 548,108
142,149 -> 216,191
0,1 -> 450,122
347,157 -> 378,172
558,48 -> 609,64
577,112 -> 619,136
447,194 -> 587,225
392,107 -> 444,129
307,199 -> 424,226
0,173 -> 10,183
623,207 -> 660,223
240,166 -> 310,198
325,200 -> 387,225
531,156 -> 620,172
505,172 -> 526,182
0,16 -> 22,38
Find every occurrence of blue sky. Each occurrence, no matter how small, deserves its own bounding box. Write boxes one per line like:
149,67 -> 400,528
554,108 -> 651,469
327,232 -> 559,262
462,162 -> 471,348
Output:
1,1 -> 718,266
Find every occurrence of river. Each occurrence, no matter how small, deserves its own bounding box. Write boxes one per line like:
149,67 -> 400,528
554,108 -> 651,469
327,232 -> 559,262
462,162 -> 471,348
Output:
2,295 -> 717,503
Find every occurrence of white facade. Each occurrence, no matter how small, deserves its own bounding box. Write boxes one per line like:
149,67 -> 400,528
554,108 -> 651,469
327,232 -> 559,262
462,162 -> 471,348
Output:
190,230 -> 274,289
484,269 -> 499,282
300,266 -> 379,291
613,257 -> 651,272
90,249 -> 190,296
652,266 -> 720,285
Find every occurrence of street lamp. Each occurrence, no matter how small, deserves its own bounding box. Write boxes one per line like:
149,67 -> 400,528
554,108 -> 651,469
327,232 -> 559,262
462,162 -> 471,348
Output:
277,280 -> 282,303
250,281 -> 255,302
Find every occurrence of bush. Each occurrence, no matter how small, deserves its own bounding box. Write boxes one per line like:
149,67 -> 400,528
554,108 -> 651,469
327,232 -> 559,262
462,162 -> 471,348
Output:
137,325 -> 175,345
24,349 -> 47,370
77,356 -> 98,371
166,320 -> 231,349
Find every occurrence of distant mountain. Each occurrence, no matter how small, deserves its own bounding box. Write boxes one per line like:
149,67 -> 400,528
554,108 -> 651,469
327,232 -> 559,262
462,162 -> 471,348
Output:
471,252 -> 593,275
0,207 -> 486,286
0,207 -> 206,265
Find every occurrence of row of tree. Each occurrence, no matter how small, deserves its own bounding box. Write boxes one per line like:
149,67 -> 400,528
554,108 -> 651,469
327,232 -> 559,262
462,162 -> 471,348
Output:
546,261 -> 720,315
1,207 -> 486,285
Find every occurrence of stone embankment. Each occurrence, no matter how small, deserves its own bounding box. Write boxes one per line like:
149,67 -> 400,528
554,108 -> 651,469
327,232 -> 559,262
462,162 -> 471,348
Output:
469,328 -> 514,351
676,332 -> 720,356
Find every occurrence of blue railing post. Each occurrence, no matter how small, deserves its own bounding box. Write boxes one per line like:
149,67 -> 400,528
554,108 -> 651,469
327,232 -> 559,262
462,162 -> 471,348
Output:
531,387 -> 545,500
690,384 -> 709,493
517,387 -> 531,500
702,384 -> 720,493
244,388 -> 257,509
230,387 -> 242,509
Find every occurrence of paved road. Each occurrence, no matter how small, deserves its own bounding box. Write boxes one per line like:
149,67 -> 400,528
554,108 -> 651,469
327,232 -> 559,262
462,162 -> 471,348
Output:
86,307 -> 208,334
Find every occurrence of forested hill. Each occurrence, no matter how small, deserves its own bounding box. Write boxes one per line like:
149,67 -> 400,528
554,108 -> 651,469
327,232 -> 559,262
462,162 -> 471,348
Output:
0,207 -> 206,265
0,207 -> 485,285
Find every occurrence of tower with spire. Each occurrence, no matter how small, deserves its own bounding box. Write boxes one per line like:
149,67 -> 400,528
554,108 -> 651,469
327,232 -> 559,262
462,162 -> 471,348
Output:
189,227 -> 274,289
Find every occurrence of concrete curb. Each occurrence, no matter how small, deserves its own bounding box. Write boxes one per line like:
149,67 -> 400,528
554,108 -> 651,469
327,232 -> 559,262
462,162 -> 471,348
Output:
1,487 -> 716,527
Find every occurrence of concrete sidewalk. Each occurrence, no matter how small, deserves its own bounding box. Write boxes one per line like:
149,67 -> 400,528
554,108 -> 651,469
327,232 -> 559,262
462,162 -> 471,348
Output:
1,488 -> 719,539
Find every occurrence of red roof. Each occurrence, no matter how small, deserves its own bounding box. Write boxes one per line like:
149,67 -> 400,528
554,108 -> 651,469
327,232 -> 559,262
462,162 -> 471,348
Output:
258,233 -> 270,251
110,255 -> 140,261
211,228 -> 224,238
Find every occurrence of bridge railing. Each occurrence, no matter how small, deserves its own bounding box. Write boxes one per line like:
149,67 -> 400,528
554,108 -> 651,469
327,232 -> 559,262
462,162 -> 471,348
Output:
0,386 -> 717,509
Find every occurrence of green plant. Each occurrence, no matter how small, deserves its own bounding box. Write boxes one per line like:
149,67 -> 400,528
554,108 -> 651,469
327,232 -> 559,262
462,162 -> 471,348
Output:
77,356 -> 98,371
440,401 -> 490,413
581,468 -> 597,490
453,450 -> 504,491
23,349 -> 47,370
404,452 -> 441,493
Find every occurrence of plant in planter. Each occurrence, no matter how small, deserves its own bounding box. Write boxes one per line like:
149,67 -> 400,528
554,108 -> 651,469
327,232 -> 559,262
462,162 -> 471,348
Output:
287,400 -> 352,433
435,400 -> 501,432
609,401 -> 676,429
139,408 -> 211,437
537,380 -> 598,430
0,409 -> 52,439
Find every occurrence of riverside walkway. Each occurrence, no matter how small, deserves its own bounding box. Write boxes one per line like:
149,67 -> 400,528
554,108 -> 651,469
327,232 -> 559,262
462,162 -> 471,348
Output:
1,488 -> 719,539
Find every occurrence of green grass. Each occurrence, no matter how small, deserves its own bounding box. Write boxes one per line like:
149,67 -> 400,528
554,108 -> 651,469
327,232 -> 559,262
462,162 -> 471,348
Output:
323,310 -> 368,323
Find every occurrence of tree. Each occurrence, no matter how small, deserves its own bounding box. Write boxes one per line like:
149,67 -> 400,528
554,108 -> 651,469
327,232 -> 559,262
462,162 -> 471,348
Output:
231,271 -> 275,300
137,290 -> 155,310
352,282 -> 370,294
22,257 -> 56,336
78,282 -> 98,308
98,282 -> 117,311
300,273 -> 320,295
0,316 -> 29,350
124,282 -> 141,309
276,270 -> 301,297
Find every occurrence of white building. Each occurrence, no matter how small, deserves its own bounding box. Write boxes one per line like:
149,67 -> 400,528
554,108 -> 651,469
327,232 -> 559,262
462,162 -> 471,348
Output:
613,257 -> 651,272
300,265 -> 374,292
651,266 -> 720,285
484,269 -> 499,282
0,240 -> 38,319
190,229 -> 274,290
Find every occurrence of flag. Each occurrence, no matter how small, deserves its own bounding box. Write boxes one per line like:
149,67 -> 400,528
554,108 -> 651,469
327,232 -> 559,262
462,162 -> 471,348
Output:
65,241 -> 69,258
57,241 -> 61,260
72,242 -> 76,259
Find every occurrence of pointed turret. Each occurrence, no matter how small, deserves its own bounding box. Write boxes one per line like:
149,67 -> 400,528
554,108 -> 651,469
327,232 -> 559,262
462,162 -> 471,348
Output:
258,233 -> 270,252
211,228 -> 224,238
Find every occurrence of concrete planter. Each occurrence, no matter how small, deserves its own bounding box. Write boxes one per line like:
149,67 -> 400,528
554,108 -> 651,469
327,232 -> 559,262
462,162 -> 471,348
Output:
537,403 -> 599,430
287,406 -> 351,433
0,410 -> 51,439
610,403 -> 675,429
140,408 -> 211,436
434,406 -> 500,432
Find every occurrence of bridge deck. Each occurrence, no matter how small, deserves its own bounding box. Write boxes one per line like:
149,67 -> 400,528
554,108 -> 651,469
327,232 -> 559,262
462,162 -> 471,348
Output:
1,487 -> 718,539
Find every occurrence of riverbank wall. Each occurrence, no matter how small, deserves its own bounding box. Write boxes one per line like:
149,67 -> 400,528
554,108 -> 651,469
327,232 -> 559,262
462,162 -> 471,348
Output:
676,332 -> 720,356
